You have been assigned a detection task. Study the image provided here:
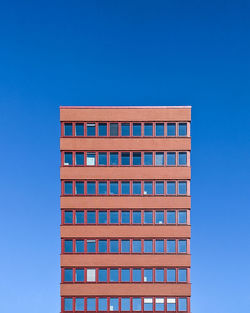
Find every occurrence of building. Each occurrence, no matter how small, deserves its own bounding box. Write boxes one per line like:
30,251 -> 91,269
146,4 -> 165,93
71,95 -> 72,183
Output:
60,106 -> 191,313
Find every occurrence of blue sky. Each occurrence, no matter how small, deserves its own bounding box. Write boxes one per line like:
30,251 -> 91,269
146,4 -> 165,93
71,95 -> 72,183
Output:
0,1 -> 249,312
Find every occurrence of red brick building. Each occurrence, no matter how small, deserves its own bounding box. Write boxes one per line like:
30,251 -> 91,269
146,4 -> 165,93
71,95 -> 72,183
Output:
60,106 -> 191,313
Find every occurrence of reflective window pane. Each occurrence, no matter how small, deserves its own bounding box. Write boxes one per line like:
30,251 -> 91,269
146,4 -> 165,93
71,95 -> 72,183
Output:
167,123 -> 176,136
121,211 -> 130,224
144,152 -> 153,165
98,298 -> 107,311
99,269 -> 107,282
87,182 -> 96,195
178,240 -> 187,253
144,298 -> 153,311
167,152 -> 176,166
75,182 -> 84,195
155,240 -> 164,253
64,123 -> 72,136
64,269 -> 73,282
178,152 -> 187,165
98,181 -> 107,195
167,298 -> 176,311
167,240 -> 176,253
144,123 -> 153,136
110,152 -> 118,165
144,240 -> 153,253
155,268 -> 164,282
155,298 -> 164,311
167,211 -> 176,224
110,211 -> 118,224
121,123 -> 130,136
133,123 -> 141,136
75,298 -> 84,311
110,181 -> 118,195
110,298 -> 119,311
110,123 -> 118,136
133,211 -> 141,224
178,269 -> 187,282
64,152 -> 72,165
178,181 -> 187,195
133,298 -> 142,311
98,123 -> 107,136
110,240 -> 119,253
76,240 -> 84,253
133,181 -> 141,195
75,269 -> 84,282
98,211 -> 107,224
75,152 -> 84,165
132,240 -> 141,253
98,152 -> 107,165
155,181 -> 164,195
75,123 -> 84,136
87,240 -> 96,253
121,269 -> 130,282
167,182 -> 176,195
98,240 -> 107,253
121,240 -> 130,253
144,181 -> 153,195
133,152 -> 141,165
76,211 -> 84,224
64,298 -> 73,311
121,298 -> 130,311
64,211 -> 73,224
178,298 -> 187,311
121,152 -> 130,165
64,181 -> 73,195
167,269 -> 176,282
178,123 -> 187,136
155,211 -> 164,224
133,269 -> 141,282
178,211 -> 187,224
144,211 -> 153,224
64,240 -> 73,253
155,123 -> 164,136
87,123 -> 95,136
110,269 -> 118,282
87,298 -> 96,311
121,181 -> 130,195
87,211 -> 96,224
144,269 -> 153,282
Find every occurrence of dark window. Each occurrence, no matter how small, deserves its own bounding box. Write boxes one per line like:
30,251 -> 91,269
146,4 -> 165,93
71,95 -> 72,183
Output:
155,123 -> 164,136
75,181 -> 84,195
64,240 -> 73,253
87,211 -> 96,224
110,123 -> 118,136
144,123 -> 153,136
76,211 -> 84,224
75,123 -> 84,136
155,181 -> 164,195
76,240 -> 84,253
64,152 -> 72,165
110,181 -> 118,195
110,211 -> 118,224
121,152 -> 130,165
133,181 -> 141,195
75,152 -> 84,165
98,123 -> 107,136
87,240 -> 96,253
64,211 -> 73,224
87,123 -> 95,136
121,211 -> 130,224
98,182 -> 107,195
98,152 -> 107,165
64,269 -> 73,281
98,211 -> 107,224
133,123 -> 141,136
87,182 -> 96,195
167,152 -> 176,166
64,181 -> 73,195
64,123 -> 72,136
144,211 -> 153,224
133,211 -> 141,224
167,123 -> 176,136
144,181 -> 153,195
121,181 -> 130,195
121,123 -> 130,136
121,240 -> 130,252
144,152 -> 153,165
98,240 -> 107,253
178,123 -> 187,136
133,152 -> 141,165
110,152 -> 118,165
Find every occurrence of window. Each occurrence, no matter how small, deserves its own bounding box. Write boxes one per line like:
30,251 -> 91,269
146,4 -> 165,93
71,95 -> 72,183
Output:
178,181 -> 187,195
110,240 -> 119,253
132,240 -> 141,253
76,240 -> 84,253
75,123 -> 84,136
75,181 -> 84,195
178,152 -> 187,165
98,211 -> 107,224
64,123 -> 72,136
155,123 -> 164,136
75,152 -> 84,165
133,123 -> 141,136
76,211 -> 84,224
98,240 -> 107,253
121,269 -> 130,282
167,269 -> 176,282
178,269 -> 187,282
144,269 -> 153,282
110,211 -> 118,224
167,181 -> 176,195
110,181 -> 118,195
99,268 -> 107,282
98,152 -> 107,165
155,152 -> 164,166
178,298 -> 187,311
178,123 -> 187,136
155,211 -> 164,224
133,269 -> 141,282
75,298 -> 84,311
178,240 -> 187,253
133,211 -> 141,224
144,240 -> 153,253
167,211 -> 176,224
144,211 -> 153,224
86,153 -> 95,166
87,298 -> 96,311
155,181 -> 164,195
121,212 -> 130,224
110,298 -> 119,311
167,123 -> 176,136
155,298 -> 164,311
144,181 -> 153,195
64,152 -> 72,165
110,269 -> 118,282
144,123 -> 153,136
144,298 -> 153,311
121,152 -> 130,165
87,269 -> 96,282
133,298 -> 142,311
87,123 -> 95,136
64,298 -> 73,311
155,240 -> 164,253
64,181 -> 73,195
144,152 -> 153,165
167,152 -> 176,166
110,152 -> 118,165
155,268 -> 164,282
64,211 -> 73,224
98,123 -> 107,136
87,182 -> 96,195
167,240 -> 176,253
133,181 -> 141,195
64,240 -> 73,253
178,211 -> 187,224
121,181 -> 130,195
121,123 -> 130,136
87,240 -> 96,253
167,298 -> 176,311
64,269 -> 73,282
110,123 -> 118,136
98,298 -> 107,311
121,298 -> 130,311
133,152 -> 141,165
87,211 -> 96,224
121,240 -> 130,253
98,181 -> 107,195
75,269 -> 84,282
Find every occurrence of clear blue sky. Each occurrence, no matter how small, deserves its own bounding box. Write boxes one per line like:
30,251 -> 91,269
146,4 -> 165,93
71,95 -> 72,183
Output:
0,1 -> 249,312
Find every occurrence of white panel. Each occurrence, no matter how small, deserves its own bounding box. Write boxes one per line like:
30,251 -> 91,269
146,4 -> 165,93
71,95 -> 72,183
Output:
144,298 -> 153,304
167,298 -> 176,304
156,298 -> 164,304
87,269 -> 96,282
